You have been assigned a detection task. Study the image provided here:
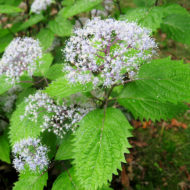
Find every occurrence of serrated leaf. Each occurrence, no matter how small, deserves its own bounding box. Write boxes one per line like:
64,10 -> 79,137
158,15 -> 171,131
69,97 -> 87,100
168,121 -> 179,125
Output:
45,64 -> 65,80
162,4 -> 189,16
118,97 -> 187,121
0,132 -> 11,163
73,108 -> 132,190
59,0 -> 103,18
13,172 -> 48,190
55,132 -> 74,160
9,101 -> 43,145
0,5 -> 23,13
0,33 -> 13,53
52,167 -> 112,190
161,14 -> 190,45
0,75 -> 13,95
34,53 -> 53,76
121,7 -> 164,32
36,28 -> 55,51
117,57 -> 190,121
45,77 -> 93,99
48,15 -> 73,37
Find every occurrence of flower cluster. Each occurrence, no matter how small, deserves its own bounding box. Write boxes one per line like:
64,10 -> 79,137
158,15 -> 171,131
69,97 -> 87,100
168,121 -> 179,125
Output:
13,138 -> 49,173
22,92 -> 92,138
0,85 -> 22,113
31,0 -> 53,14
64,18 -> 157,87
0,37 -> 42,84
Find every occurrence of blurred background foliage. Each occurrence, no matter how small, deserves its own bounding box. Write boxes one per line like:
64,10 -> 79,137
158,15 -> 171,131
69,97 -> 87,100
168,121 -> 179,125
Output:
0,0 -> 189,189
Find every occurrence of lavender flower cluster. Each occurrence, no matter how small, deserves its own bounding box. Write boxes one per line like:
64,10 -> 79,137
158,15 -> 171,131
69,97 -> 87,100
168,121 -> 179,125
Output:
0,37 -> 42,84
13,138 -> 49,173
31,0 -> 53,14
64,17 -> 157,87
22,91 -> 92,138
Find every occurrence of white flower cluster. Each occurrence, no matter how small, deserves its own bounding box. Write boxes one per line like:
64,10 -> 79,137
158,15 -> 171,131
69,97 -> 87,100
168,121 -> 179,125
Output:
0,37 -> 42,84
13,137 -> 49,173
0,85 -> 22,113
23,91 -> 92,138
31,0 -> 53,14
64,18 -> 157,87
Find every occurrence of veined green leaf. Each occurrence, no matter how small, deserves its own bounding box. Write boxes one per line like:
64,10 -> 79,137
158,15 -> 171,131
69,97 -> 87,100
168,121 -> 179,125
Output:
36,28 -> 55,51
55,132 -> 74,160
59,0 -> 103,18
9,101 -> 43,145
0,132 -> 11,163
73,108 -> 132,189
0,5 -> 23,13
45,64 -> 65,80
117,57 -> 190,121
161,14 -> 190,45
52,167 -> 113,190
48,15 -> 73,37
44,77 -> 93,99
13,172 -> 48,190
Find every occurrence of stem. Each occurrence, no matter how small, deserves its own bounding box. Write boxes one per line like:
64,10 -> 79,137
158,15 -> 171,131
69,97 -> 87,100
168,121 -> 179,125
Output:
115,0 -> 122,14
155,0 -> 159,6
74,16 -> 83,28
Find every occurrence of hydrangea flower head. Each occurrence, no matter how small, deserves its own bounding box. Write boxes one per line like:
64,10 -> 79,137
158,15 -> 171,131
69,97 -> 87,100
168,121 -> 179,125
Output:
23,91 -> 92,138
31,0 -> 53,14
64,17 -> 157,87
0,37 -> 42,84
12,138 -> 49,173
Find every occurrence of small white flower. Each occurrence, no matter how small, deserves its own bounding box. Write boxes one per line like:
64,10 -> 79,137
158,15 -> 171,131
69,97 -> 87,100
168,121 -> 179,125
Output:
12,138 -> 49,173
64,17 -> 157,87
23,91 -> 93,137
31,0 -> 53,14
0,37 -> 42,84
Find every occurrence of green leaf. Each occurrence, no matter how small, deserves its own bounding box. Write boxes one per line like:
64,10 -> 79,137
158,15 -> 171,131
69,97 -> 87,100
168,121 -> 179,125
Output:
44,77 -> 93,99
0,75 -> 13,95
161,14 -> 190,45
0,0 -> 22,6
45,64 -> 65,80
16,88 -> 36,106
162,4 -> 189,16
12,14 -> 44,33
118,97 -> 187,121
48,15 -> 73,37
121,7 -> 164,32
117,57 -> 190,121
34,53 -> 54,76
36,28 -> 55,51
73,108 -> 132,190
0,33 -> 13,53
0,132 -> 11,163
13,172 -> 48,190
0,5 -> 23,13
59,0 -> 103,18
133,0 -> 156,7
9,101 -> 43,145
52,168 -> 112,190
55,132 -> 74,160
52,168 -> 79,190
